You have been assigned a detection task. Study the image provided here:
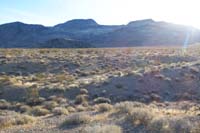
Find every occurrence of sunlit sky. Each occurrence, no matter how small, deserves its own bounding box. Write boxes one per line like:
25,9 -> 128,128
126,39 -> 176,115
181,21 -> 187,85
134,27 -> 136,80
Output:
1,0 -> 200,28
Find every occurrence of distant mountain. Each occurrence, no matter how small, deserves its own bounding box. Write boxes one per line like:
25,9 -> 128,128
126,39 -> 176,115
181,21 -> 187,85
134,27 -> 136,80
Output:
0,19 -> 200,48
54,19 -> 99,30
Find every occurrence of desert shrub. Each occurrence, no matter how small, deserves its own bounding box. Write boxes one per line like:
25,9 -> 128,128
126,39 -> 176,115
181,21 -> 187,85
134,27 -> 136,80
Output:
48,95 -> 57,100
43,101 -> 58,110
96,103 -> 113,112
170,117 -> 193,133
26,84 -> 39,99
0,116 -> 13,129
54,97 -> 67,104
76,105 -> 86,112
67,106 -> 76,113
0,76 -> 11,86
15,115 -> 36,125
114,101 -> 146,114
82,101 -> 89,107
148,116 -> 194,133
148,117 -> 169,132
0,115 -> 36,129
48,96 -> 67,103
63,114 -> 91,126
52,107 -> 69,115
93,97 -> 111,104
55,74 -> 67,81
81,124 -> 122,133
19,105 -> 32,113
26,97 -> 45,106
0,99 -> 11,109
32,106 -> 50,116
80,89 -> 88,95
33,73 -> 46,81
75,95 -> 88,104
128,107 -> 154,126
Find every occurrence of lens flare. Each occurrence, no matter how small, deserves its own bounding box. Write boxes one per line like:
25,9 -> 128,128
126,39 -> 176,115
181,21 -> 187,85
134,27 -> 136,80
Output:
182,29 -> 194,53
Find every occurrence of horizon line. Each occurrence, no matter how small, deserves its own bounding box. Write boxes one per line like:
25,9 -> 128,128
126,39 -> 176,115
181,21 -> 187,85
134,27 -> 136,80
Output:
0,18 -> 197,29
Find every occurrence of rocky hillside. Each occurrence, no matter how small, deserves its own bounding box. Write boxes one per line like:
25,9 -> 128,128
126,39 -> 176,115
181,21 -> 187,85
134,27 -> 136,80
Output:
0,19 -> 200,48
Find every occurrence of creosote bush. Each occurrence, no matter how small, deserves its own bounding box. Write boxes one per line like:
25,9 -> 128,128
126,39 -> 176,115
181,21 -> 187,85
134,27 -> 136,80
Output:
81,124 -> 122,133
96,103 -> 113,112
63,114 -> 91,126
75,95 -> 88,104
52,107 -> 69,115
67,106 -> 76,113
128,107 -> 154,126
0,115 -> 36,129
0,99 -> 11,109
147,116 -> 196,133
32,106 -> 50,116
80,89 -> 88,95
19,105 -> 32,113
93,97 -> 111,104
43,101 -> 58,110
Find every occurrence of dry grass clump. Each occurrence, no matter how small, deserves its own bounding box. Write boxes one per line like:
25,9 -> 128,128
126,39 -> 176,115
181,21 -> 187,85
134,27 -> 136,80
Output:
47,96 -> 67,104
0,115 -> 36,129
52,107 -> 69,115
147,116 -> 198,133
114,101 -> 147,114
67,106 -> 76,113
0,99 -> 11,109
32,106 -> 50,116
96,103 -> 113,112
80,89 -> 88,95
113,101 -> 200,132
54,97 -> 67,104
43,101 -> 58,110
0,76 -> 15,86
26,97 -> 46,106
63,114 -> 91,126
128,107 -> 154,126
19,105 -> 32,113
81,124 -> 122,133
75,94 -> 88,104
93,97 -> 111,104
76,105 -> 86,112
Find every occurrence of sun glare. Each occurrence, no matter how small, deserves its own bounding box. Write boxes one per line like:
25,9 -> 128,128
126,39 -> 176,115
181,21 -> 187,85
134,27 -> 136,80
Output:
116,0 -> 200,29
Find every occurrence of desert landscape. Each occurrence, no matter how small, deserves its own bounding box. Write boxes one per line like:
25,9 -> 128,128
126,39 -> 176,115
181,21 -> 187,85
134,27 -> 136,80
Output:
1,0 -> 200,132
0,46 -> 200,133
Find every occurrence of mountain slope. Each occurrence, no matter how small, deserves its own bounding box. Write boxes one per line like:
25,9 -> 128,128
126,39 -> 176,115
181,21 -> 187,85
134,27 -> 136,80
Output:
38,38 -> 93,48
0,19 -> 200,48
90,19 -> 200,47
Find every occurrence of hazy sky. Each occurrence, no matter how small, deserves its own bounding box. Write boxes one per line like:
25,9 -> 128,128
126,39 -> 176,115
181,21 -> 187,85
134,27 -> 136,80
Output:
1,0 -> 200,28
